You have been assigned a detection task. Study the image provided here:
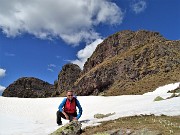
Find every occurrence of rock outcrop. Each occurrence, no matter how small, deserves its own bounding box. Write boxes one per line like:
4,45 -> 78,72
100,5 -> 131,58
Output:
57,63 -> 81,95
73,30 -> 180,95
2,77 -> 56,98
51,121 -> 82,135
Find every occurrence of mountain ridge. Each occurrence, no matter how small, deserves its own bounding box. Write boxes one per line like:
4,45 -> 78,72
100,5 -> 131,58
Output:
2,30 -> 180,97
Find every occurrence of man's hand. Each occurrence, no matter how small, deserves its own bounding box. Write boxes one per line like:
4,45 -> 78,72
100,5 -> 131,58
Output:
65,115 -> 69,120
73,117 -> 78,121
62,111 -> 69,120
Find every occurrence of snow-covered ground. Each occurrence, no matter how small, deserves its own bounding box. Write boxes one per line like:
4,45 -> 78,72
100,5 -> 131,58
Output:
0,82 -> 180,135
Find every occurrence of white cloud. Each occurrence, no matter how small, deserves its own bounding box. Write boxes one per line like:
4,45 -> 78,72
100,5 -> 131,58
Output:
0,85 -> 6,91
131,0 -> 147,14
0,0 -> 124,45
0,68 -> 6,78
48,64 -> 56,68
47,64 -> 57,72
0,68 -> 6,94
71,38 -> 103,69
47,68 -> 54,72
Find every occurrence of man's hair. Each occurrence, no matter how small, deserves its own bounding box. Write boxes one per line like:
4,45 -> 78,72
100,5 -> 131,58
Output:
67,90 -> 74,93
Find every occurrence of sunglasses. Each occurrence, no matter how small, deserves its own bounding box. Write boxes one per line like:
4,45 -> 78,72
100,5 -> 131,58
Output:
68,95 -> 73,97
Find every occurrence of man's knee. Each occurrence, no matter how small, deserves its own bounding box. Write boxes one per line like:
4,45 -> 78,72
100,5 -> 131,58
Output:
57,110 -> 65,119
57,110 -> 62,118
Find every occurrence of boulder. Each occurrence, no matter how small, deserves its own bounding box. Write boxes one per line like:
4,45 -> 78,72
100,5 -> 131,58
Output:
51,121 -> 82,135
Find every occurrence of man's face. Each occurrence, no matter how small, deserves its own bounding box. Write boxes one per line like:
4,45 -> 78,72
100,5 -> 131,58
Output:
67,91 -> 73,100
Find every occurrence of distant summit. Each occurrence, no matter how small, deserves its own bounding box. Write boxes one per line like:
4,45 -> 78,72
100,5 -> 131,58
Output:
2,77 -> 57,98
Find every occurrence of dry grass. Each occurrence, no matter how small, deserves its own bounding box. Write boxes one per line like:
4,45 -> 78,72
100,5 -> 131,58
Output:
103,69 -> 180,96
82,115 -> 180,135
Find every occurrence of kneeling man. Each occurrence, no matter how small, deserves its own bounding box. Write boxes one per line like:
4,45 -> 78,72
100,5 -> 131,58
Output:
57,90 -> 83,125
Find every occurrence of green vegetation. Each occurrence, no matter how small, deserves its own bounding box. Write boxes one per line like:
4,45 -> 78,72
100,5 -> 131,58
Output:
82,115 -> 180,135
168,88 -> 180,93
51,121 -> 81,135
153,92 -> 180,102
154,96 -> 164,101
94,113 -> 115,119
167,93 -> 178,99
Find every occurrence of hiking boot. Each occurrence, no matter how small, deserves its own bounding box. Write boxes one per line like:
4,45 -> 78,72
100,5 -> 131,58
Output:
58,121 -> 62,126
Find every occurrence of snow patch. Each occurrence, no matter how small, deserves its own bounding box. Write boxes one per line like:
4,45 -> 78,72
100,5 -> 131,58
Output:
0,82 -> 180,135
143,82 -> 180,98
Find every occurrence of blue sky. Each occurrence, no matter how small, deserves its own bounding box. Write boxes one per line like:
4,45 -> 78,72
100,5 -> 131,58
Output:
0,0 -> 180,93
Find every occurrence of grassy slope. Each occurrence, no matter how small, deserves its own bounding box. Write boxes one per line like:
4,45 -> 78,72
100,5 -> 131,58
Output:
106,69 -> 180,96
82,115 -> 180,135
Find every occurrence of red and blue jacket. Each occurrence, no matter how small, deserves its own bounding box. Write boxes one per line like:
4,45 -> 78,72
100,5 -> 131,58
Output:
58,97 -> 82,119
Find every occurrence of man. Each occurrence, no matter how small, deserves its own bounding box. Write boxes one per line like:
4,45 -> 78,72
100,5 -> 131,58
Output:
56,90 -> 83,125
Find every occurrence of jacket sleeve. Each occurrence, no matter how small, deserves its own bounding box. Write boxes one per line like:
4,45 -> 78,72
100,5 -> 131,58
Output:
76,99 -> 83,119
58,98 -> 66,112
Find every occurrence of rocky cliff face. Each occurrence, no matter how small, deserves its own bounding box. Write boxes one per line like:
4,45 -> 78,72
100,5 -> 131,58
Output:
57,63 -> 81,95
2,77 -> 56,98
73,30 -> 180,96
83,30 -> 165,73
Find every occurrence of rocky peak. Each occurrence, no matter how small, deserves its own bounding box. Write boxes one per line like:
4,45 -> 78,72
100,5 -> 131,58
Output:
74,30 -> 180,96
57,63 -> 81,95
2,77 -> 56,98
